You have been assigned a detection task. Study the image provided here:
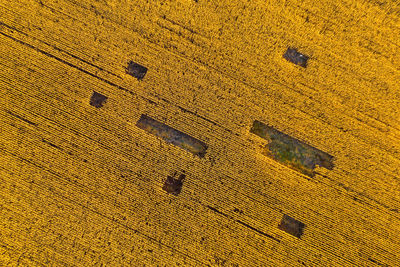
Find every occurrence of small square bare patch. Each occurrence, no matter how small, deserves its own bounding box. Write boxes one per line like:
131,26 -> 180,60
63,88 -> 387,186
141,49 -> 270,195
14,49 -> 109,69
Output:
126,61 -> 148,80
90,91 -> 108,108
278,214 -> 305,238
162,172 -> 185,196
283,48 -> 309,68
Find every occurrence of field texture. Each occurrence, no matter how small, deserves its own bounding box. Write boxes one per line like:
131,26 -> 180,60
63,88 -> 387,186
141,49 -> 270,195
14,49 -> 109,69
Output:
1,0 -> 400,266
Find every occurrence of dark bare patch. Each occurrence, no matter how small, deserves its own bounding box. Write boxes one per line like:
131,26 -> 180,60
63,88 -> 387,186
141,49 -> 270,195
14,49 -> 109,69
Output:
89,91 -> 108,108
136,114 -> 208,157
126,61 -> 148,80
162,172 -> 185,196
278,214 -> 305,238
250,120 -> 334,177
283,47 -> 309,67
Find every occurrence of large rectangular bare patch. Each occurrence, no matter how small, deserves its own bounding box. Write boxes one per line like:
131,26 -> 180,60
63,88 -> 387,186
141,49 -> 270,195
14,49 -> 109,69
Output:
136,114 -> 208,157
250,120 -> 334,177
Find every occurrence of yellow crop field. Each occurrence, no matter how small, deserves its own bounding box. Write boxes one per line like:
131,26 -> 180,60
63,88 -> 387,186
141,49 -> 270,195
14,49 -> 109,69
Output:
1,0 -> 400,265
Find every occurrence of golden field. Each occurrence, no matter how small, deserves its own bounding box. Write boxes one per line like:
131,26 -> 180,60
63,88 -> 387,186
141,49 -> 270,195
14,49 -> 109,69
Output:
1,0 -> 400,265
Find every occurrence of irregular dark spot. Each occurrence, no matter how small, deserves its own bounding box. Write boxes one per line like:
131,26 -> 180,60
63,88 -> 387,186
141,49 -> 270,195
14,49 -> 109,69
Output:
278,214 -> 305,238
213,255 -> 227,265
368,257 -> 386,266
250,120 -> 334,177
126,61 -> 148,80
89,91 -> 108,108
298,259 -> 307,266
283,47 -> 309,67
136,114 -> 208,157
162,172 -> 185,196
233,208 -> 243,214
